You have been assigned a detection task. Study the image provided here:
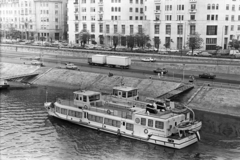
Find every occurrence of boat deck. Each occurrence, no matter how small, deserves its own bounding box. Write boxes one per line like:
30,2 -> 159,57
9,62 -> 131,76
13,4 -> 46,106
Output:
136,109 -> 174,119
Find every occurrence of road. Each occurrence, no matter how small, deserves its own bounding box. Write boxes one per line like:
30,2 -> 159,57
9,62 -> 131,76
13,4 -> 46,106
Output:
1,50 -> 240,85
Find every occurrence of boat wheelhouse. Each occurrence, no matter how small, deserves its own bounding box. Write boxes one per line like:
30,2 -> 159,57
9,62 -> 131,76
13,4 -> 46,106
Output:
0,79 -> 9,89
44,89 -> 201,149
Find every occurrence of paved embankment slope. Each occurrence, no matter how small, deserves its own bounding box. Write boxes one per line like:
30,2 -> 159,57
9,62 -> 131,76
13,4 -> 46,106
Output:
1,62 -> 240,117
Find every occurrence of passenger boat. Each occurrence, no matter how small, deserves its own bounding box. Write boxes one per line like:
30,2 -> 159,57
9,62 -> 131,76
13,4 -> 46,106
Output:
44,88 -> 202,149
0,79 -> 9,89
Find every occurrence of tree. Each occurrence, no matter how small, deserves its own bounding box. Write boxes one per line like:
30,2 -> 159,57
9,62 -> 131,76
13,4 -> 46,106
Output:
134,31 -> 150,48
7,27 -> 21,40
146,43 -> 152,49
92,40 -> 97,45
215,45 -> 222,55
153,37 -> 161,52
186,32 -> 203,54
164,39 -> 173,50
79,29 -> 90,47
126,35 -> 135,51
39,36 -> 46,45
112,34 -> 121,50
229,39 -> 240,50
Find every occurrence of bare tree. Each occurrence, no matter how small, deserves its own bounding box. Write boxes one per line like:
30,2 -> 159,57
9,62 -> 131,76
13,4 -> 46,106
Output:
126,35 -> 135,51
229,39 -> 240,50
186,32 -> 203,54
79,29 -> 90,47
134,31 -> 150,48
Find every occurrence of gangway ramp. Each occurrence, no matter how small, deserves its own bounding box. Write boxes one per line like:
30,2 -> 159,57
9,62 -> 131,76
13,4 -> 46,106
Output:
156,84 -> 194,100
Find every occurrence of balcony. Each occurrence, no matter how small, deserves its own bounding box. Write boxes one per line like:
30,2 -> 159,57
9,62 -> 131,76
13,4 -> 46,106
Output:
188,19 -> 196,23
189,0 -> 197,3
98,11 -> 104,14
189,9 -> 197,13
98,2 -> 103,5
154,10 -> 161,14
74,11 -> 79,14
153,19 -> 161,24
154,0 -> 161,3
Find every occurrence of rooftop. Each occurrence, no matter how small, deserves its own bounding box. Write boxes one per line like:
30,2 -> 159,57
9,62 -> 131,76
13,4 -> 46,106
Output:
113,86 -> 138,92
74,90 -> 101,96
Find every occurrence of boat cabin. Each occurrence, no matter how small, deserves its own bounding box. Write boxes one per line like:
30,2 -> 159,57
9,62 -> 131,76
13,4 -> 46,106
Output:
112,86 -> 139,100
73,90 -> 103,108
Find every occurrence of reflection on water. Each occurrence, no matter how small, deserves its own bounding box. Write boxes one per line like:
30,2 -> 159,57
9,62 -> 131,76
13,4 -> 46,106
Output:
0,86 -> 240,160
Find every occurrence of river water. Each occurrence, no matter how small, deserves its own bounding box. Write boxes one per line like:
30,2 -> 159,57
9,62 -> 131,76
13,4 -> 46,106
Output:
1,86 -> 240,160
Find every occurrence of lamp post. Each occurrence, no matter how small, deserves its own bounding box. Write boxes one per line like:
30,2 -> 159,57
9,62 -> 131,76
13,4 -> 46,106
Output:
182,63 -> 185,82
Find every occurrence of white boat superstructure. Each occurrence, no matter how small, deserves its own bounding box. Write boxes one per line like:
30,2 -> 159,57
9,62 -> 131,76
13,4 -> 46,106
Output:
44,89 -> 201,149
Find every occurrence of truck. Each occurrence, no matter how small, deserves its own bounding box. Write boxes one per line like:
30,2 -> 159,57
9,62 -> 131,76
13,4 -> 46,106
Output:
106,56 -> 131,69
88,55 -> 131,69
88,55 -> 107,66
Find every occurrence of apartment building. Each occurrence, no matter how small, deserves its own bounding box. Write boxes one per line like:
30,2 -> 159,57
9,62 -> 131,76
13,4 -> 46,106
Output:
68,0 -> 240,50
0,0 -> 68,41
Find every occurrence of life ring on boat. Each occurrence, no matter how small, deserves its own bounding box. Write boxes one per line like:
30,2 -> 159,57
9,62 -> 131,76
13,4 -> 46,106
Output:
144,129 -> 148,134
107,110 -> 111,114
84,105 -> 88,109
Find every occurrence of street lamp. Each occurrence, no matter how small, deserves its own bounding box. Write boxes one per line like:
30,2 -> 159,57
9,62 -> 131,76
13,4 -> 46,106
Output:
182,63 -> 185,82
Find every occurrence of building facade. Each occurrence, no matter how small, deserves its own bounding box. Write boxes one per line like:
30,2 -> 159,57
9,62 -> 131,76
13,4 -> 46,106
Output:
68,0 -> 240,50
0,0 -> 68,41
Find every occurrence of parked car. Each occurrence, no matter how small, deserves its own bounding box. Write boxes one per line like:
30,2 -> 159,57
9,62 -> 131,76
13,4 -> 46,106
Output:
198,51 -> 212,57
186,50 -> 202,56
199,73 -> 216,79
141,57 -> 156,62
153,68 -> 168,74
31,60 -> 43,66
65,63 -> 78,70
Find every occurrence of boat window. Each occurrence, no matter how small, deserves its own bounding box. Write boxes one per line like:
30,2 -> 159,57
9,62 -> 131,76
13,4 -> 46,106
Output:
126,123 -> 134,131
88,114 -> 103,123
155,121 -> 164,129
80,96 -> 82,101
61,108 -> 67,115
133,89 -> 137,96
56,107 -> 60,113
113,89 -> 118,96
83,95 -> 87,102
122,91 -> 126,98
175,122 -> 177,126
89,94 -> 100,102
148,119 -> 153,127
128,91 -> 132,97
104,118 -> 120,127
141,118 -> 146,126
123,122 -> 125,126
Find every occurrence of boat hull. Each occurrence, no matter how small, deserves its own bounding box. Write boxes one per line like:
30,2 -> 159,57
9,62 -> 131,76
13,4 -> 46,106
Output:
0,84 -> 10,90
44,102 -> 199,149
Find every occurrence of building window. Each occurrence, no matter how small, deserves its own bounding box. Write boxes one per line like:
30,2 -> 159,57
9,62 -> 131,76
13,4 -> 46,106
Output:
206,26 -> 217,35
190,15 -> 195,20
231,25 -> 234,31
177,37 -> 183,50
130,0 -> 133,4
129,16 -> 132,20
238,25 -> 240,31
190,25 -> 195,35
55,25 -> 58,29
130,25 -> 134,34
122,25 -> 125,34
130,8 -> 132,12
206,38 -> 217,50
226,15 -> 229,21
225,26 -> 228,35
55,18 -> 58,22
99,24 -> 103,33
226,4 -> 229,10
166,15 -> 172,21
138,25 -> 142,33
75,15 -> 78,20
166,25 -> 171,35
178,25 -> 183,35
232,5 -> 235,11
83,23 -> 87,30
114,25 -> 117,33
239,15 -> 240,21
155,15 -> 160,21
191,4 -> 196,10
216,4 -> 219,10
135,8 -> 138,12
91,24 -> 95,32
212,4 -> 215,10
155,25 -> 159,34
231,15 -> 235,21
75,23 -> 79,32
106,24 -> 109,33
207,15 -> 210,20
